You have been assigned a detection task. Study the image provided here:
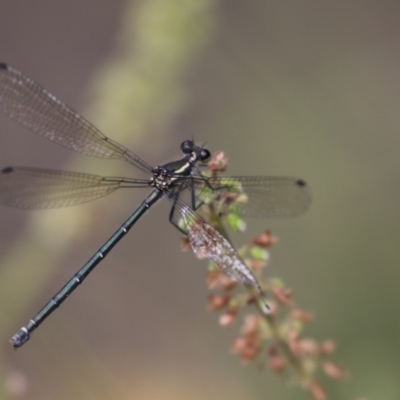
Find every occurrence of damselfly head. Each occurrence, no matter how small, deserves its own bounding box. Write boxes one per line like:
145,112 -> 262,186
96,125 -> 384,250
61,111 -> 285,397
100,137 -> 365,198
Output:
180,140 -> 211,163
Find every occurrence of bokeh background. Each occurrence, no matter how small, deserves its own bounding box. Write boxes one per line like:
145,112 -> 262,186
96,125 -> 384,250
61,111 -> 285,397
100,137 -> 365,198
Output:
0,1 -> 399,399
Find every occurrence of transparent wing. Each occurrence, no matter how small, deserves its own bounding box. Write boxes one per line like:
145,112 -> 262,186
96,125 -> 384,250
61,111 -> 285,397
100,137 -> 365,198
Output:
163,190 -> 269,313
0,63 -> 152,173
0,166 -> 148,209
192,175 -> 311,218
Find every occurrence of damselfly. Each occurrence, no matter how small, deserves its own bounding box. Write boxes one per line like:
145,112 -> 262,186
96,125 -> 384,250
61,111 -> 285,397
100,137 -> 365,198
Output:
0,63 -> 311,348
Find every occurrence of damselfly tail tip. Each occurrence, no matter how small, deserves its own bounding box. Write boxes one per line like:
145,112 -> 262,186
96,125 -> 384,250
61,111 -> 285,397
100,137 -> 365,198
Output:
0,62 -> 8,70
10,328 -> 30,349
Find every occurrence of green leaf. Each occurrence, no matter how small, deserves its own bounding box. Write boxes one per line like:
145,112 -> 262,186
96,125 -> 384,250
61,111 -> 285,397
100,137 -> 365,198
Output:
249,246 -> 269,261
226,213 -> 247,232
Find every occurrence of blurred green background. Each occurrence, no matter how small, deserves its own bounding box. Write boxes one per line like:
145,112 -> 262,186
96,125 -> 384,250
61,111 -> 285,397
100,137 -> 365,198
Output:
0,1 -> 399,399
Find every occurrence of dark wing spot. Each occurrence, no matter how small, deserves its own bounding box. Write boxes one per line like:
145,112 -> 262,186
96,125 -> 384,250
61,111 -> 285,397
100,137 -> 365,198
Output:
0,62 -> 8,70
296,179 -> 307,187
2,167 -> 14,173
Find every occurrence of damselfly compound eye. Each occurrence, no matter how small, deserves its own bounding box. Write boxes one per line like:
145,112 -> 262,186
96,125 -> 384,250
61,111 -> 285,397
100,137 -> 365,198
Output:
181,140 -> 193,154
200,148 -> 211,162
